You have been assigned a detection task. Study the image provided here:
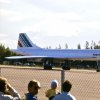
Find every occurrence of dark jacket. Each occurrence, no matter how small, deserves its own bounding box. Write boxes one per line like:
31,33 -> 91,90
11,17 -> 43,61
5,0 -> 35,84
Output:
25,93 -> 38,100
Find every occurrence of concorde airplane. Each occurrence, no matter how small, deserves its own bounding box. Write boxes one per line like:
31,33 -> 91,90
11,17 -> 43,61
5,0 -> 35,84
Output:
6,33 -> 100,70
6,33 -> 100,59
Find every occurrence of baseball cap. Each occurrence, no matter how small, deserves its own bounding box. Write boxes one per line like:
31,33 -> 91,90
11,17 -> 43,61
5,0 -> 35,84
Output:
51,80 -> 58,88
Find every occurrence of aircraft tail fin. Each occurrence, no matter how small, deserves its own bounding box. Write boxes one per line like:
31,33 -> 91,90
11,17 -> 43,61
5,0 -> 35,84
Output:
17,33 -> 41,49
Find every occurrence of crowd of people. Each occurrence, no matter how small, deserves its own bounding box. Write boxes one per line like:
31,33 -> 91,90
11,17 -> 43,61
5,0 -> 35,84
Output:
0,76 -> 76,100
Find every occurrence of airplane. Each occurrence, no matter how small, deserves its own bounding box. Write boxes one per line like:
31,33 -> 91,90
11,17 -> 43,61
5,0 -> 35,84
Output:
6,33 -> 100,70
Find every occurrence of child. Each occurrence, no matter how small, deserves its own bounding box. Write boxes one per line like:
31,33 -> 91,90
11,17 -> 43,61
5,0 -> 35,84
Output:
45,80 -> 60,100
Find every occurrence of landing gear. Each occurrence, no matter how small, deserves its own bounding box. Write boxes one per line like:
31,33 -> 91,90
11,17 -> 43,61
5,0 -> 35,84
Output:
96,65 -> 100,72
43,60 -> 53,70
61,60 -> 71,70
61,63 -> 71,70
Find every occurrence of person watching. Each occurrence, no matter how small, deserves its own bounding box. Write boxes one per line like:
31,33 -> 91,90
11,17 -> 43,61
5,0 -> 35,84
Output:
0,76 -> 21,100
45,80 -> 60,100
25,80 -> 41,100
53,80 -> 76,100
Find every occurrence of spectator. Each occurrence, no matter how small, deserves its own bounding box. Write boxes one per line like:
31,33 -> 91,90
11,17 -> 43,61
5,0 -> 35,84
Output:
45,80 -> 60,100
0,76 -> 21,100
53,80 -> 76,100
25,80 -> 41,100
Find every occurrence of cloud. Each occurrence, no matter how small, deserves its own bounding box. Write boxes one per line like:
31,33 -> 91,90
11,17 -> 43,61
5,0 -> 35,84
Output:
20,11 -> 82,37
0,0 -> 100,49
0,9 -> 27,22
0,39 -> 17,48
0,33 -> 7,37
0,0 -> 11,3
0,33 -> 17,48
0,6 -> 44,22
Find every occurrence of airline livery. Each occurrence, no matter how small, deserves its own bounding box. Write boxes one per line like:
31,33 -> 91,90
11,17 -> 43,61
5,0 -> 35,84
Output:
5,33 -> 100,70
6,33 -> 100,61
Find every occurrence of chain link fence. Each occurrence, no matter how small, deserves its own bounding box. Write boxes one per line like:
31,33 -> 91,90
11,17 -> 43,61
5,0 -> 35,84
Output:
0,66 -> 100,100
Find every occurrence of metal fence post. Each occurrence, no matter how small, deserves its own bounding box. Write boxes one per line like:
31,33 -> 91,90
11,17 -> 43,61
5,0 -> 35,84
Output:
96,57 -> 100,72
61,69 -> 65,92
0,67 -> 1,76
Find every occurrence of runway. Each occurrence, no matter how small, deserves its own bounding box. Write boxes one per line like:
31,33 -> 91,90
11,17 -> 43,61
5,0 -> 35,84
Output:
0,65 -> 100,100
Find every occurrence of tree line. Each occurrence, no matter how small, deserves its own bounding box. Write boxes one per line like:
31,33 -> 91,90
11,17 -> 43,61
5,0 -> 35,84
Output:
77,40 -> 100,49
0,44 -> 17,64
46,40 -> 100,49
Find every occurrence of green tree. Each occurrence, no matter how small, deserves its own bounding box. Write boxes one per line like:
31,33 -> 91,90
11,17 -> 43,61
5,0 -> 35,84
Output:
77,44 -> 81,49
90,40 -> 94,49
85,41 -> 89,49
65,43 -> 68,49
94,41 -> 100,49
0,44 -> 17,64
58,44 -> 61,49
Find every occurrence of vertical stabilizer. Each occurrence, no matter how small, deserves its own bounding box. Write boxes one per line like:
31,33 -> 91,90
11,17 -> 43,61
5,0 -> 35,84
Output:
17,33 -> 41,49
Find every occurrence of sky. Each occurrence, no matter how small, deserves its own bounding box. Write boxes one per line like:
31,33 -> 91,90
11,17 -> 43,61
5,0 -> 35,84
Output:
0,0 -> 100,49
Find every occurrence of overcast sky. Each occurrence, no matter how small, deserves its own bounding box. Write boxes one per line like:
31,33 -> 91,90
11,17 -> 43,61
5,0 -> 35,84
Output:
0,0 -> 100,49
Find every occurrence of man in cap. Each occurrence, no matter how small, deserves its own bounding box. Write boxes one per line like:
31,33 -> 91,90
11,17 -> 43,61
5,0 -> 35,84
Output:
25,80 -> 41,100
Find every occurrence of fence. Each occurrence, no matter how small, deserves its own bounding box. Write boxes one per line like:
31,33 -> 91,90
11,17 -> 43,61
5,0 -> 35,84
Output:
0,66 -> 100,100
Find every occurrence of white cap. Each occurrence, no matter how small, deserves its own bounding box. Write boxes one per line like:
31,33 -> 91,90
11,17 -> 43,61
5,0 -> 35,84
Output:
51,80 -> 58,88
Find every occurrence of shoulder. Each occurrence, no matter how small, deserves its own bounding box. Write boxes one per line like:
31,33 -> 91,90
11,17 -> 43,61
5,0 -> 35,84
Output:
45,89 -> 52,94
0,92 -> 20,100
53,92 -> 76,100
68,93 -> 76,100
26,93 -> 38,100
56,89 -> 60,94
52,93 -> 61,100
3,94 -> 14,100
33,96 -> 38,100
47,89 -> 52,92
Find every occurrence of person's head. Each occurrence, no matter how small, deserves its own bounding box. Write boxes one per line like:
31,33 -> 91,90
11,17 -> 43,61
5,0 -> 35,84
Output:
28,80 -> 41,95
62,80 -> 72,92
0,77 -> 7,93
51,80 -> 58,89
